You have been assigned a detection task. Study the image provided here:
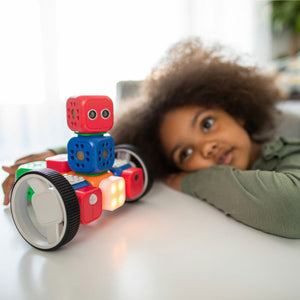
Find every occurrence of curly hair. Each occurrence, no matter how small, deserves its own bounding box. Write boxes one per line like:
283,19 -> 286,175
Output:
110,37 -> 282,179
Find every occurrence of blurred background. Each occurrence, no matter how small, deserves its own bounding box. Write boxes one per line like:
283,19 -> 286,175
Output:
0,0 -> 300,162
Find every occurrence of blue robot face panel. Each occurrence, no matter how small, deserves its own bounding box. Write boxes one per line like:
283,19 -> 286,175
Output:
68,135 -> 115,174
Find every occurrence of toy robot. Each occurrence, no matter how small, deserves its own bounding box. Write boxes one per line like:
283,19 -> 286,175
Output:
10,96 -> 152,251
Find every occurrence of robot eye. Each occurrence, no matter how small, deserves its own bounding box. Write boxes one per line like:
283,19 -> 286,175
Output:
101,109 -> 110,119
88,109 -> 97,120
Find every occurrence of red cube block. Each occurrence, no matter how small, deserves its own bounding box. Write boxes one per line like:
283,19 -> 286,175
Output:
46,154 -> 71,173
75,186 -> 102,224
67,95 -> 114,134
121,167 -> 144,199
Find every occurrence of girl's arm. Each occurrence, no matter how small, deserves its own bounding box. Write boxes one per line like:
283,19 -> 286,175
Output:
180,165 -> 300,238
163,172 -> 188,191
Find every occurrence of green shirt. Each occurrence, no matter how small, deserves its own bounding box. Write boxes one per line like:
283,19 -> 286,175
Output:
181,137 -> 300,238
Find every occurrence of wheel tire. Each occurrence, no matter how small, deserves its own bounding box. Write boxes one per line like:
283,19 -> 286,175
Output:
10,169 -> 80,251
115,144 -> 153,202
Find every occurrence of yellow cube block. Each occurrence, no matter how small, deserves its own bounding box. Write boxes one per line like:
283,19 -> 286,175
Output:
99,176 -> 126,211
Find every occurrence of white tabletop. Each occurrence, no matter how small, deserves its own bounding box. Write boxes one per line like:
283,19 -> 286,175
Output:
1,165 -> 300,300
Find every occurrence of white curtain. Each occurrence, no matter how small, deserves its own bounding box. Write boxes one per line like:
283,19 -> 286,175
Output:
0,0 -> 269,162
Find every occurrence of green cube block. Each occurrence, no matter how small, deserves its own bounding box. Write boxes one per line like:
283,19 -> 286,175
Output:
16,161 -> 47,179
16,161 -> 47,201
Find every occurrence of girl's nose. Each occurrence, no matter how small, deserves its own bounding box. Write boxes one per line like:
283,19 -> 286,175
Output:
201,141 -> 217,158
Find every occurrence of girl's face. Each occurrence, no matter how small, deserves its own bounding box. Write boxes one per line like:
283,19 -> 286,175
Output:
160,106 -> 260,172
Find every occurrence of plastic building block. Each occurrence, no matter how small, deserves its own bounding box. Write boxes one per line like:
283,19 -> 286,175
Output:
65,171 -> 113,187
99,176 -> 126,211
75,186 -> 102,224
67,134 -> 115,174
46,154 -> 71,173
16,161 -> 47,179
63,174 -> 90,190
110,158 -> 131,176
66,95 -> 113,134
121,167 -> 144,199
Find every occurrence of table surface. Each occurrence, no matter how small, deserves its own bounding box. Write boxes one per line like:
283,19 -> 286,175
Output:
1,164 -> 300,300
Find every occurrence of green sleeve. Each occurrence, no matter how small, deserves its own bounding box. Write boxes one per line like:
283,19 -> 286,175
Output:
181,165 -> 300,238
49,146 -> 67,155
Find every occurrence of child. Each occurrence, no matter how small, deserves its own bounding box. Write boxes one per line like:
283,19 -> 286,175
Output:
3,38 -> 300,238
108,38 -> 300,239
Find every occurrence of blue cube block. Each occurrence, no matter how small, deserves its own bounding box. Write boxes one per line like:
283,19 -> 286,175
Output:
67,134 -> 115,174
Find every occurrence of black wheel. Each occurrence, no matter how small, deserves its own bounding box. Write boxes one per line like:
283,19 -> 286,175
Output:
115,144 -> 153,202
10,169 -> 80,251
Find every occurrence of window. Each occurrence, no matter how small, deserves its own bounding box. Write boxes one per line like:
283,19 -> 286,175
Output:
0,0 -> 263,162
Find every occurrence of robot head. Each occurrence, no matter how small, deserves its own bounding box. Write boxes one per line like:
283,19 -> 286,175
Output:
67,95 -> 113,133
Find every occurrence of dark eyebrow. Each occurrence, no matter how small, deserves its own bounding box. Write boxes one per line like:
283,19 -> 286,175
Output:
169,109 -> 206,162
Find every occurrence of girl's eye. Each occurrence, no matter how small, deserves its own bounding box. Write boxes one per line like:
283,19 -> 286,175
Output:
179,148 -> 193,163
202,117 -> 214,132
